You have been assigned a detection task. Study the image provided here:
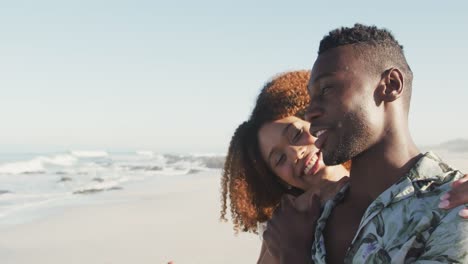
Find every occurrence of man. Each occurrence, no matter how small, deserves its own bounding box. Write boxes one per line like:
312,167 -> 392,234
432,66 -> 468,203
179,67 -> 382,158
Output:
265,24 -> 468,263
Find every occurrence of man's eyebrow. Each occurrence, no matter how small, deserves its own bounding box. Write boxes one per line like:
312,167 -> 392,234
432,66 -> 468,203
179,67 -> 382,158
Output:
310,72 -> 335,86
267,123 -> 293,166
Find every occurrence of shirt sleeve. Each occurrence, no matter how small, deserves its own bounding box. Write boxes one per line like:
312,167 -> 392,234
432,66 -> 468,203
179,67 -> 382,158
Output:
413,207 -> 468,263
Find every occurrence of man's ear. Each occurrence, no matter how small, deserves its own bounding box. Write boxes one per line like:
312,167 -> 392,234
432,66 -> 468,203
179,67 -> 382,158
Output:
376,68 -> 404,103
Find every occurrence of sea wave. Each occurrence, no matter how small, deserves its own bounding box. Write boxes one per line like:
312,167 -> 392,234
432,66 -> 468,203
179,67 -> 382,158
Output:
72,178 -> 127,195
72,186 -> 123,195
0,159 -> 45,174
70,150 -> 109,158
0,154 -> 77,175
42,154 -> 77,166
0,152 -> 225,175
0,151 -> 226,223
162,154 -> 225,169
0,190 -> 11,195
136,150 -> 154,157
122,165 -> 163,171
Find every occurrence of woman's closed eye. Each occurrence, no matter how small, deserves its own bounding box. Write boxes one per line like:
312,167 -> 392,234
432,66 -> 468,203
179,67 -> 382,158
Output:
275,153 -> 286,167
292,128 -> 303,143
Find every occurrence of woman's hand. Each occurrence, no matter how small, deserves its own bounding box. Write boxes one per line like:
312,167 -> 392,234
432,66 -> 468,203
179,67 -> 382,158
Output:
257,241 -> 280,264
262,190 -> 320,264
316,176 -> 349,205
439,174 -> 468,218
261,177 -> 348,264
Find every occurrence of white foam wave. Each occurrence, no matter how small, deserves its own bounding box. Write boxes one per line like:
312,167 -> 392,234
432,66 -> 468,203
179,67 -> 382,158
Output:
189,152 -> 226,157
136,150 -> 154,157
0,151 -> 230,225
70,150 -> 109,158
41,154 -> 77,166
72,178 -> 127,195
0,154 -> 78,175
0,158 -> 45,174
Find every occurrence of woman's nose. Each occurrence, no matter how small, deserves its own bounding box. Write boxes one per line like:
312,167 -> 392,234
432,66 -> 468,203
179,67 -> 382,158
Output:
288,146 -> 306,163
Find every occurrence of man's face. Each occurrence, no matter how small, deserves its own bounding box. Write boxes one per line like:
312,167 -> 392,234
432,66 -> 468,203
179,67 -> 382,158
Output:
306,46 -> 383,165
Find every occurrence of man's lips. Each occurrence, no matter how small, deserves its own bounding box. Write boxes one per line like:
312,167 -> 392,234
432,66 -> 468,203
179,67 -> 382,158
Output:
309,126 -> 328,137
311,128 -> 329,149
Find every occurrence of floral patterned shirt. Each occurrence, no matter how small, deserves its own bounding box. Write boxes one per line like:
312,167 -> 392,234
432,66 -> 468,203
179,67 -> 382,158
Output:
311,152 -> 468,264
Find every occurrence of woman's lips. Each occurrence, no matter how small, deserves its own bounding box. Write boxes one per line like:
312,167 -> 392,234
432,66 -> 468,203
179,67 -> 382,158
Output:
303,151 -> 321,176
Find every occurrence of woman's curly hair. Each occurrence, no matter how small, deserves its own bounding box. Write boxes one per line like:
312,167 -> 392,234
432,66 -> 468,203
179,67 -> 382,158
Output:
220,70 -> 313,233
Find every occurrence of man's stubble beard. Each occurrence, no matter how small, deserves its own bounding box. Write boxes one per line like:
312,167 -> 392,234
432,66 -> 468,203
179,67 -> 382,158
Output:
322,109 -> 372,166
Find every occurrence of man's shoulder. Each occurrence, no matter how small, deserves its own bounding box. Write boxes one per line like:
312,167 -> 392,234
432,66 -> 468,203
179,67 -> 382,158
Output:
408,151 -> 462,183
349,161 -> 468,263
401,160 -> 464,220
406,151 -> 464,206
376,153 -> 466,236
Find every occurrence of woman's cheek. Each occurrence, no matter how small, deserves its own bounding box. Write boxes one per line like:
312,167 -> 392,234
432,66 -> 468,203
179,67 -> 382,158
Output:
278,167 -> 292,184
302,130 -> 316,145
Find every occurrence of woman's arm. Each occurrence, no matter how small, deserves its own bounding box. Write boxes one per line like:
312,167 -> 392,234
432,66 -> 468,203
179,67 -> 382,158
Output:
262,177 -> 348,264
257,240 -> 280,264
262,193 -> 319,264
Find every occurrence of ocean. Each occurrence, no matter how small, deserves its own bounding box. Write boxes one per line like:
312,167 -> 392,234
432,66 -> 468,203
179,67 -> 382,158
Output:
1,147 -> 466,227
0,151 -> 225,226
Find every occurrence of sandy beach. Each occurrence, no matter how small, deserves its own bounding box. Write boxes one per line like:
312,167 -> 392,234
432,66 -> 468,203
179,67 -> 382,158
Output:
0,171 -> 261,264
0,150 -> 466,264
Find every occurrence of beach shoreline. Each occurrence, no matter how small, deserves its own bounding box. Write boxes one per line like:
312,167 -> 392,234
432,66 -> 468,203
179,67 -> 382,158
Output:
0,151 -> 466,264
0,171 -> 261,264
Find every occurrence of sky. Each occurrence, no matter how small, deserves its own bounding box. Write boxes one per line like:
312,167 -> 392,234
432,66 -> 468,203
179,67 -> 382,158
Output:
0,0 -> 467,153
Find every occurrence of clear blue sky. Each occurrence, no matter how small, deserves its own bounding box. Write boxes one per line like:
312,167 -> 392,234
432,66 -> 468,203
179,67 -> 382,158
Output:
0,0 -> 467,153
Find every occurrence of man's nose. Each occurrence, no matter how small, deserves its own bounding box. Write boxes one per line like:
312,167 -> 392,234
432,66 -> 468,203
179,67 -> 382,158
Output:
304,106 -> 322,123
304,99 -> 323,123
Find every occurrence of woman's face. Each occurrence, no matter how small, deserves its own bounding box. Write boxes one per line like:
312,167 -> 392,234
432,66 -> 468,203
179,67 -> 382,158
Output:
258,116 -> 329,191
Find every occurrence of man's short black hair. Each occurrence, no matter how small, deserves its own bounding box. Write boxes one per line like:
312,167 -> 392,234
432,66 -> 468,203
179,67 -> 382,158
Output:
318,23 -> 414,110
319,23 -> 404,55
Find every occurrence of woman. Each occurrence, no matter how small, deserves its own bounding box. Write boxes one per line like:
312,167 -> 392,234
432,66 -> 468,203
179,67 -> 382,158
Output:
220,70 -> 349,263
220,70 -> 347,232
220,70 -> 468,263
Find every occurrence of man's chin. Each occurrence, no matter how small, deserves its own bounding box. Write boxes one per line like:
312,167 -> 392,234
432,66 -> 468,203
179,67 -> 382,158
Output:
322,149 -> 349,166
322,151 -> 342,166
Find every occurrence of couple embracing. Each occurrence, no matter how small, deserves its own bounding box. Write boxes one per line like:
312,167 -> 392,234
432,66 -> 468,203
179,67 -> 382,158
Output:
222,24 -> 468,263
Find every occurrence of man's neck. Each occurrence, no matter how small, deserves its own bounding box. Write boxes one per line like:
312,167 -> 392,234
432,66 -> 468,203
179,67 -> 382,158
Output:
348,133 -> 421,205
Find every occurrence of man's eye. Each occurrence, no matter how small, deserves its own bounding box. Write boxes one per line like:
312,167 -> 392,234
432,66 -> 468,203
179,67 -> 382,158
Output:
320,86 -> 331,95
